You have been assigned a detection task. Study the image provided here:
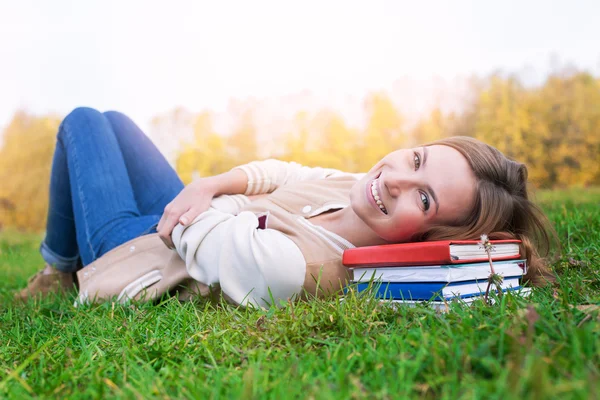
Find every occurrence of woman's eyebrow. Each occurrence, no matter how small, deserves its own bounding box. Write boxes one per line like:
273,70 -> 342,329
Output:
422,146 -> 440,214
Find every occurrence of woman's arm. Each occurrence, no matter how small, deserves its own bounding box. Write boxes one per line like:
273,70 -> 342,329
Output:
233,159 -> 351,195
206,168 -> 249,196
158,160 -> 354,248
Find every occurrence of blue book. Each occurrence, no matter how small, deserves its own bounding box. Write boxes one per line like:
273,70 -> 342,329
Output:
354,277 -> 521,300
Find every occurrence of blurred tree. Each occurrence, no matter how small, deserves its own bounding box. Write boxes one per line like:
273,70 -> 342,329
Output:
471,72 -> 600,187
473,75 -> 568,187
536,72 -> 600,187
149,107 -> 194,165
473,75 -> 551,186
358,92 -> 405,171
447,74 -> 485,138
175,111 -> 230,184
0,111 -> 60,231
227,108 -> 258,166
281,111 -> 326,167
412,107 -> 448,144
281,111 -> 312,163
474,76 -> 530,161
310,110 -> 359,171
161,71 -> 600,195
5,71 -> 600,233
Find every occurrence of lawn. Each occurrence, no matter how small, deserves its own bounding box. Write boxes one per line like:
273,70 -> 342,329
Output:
1,188 -> 599,399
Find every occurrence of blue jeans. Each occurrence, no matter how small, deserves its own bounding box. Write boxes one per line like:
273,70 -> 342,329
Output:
40,107 -> 184,273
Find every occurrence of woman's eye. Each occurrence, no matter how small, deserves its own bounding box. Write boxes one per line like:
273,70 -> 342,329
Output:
413,152 -> 421,171
419,191 -> 430,211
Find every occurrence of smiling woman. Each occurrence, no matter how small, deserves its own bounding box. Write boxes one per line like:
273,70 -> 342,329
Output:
15,108 -> 556,306
345,144 -> 478,244
308,136 -> 555,288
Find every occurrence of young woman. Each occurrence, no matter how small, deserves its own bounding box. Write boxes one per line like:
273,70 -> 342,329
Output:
16,107 -> 555,307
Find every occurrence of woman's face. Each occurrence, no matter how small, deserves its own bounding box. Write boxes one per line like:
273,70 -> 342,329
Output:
350,145 -> 477,243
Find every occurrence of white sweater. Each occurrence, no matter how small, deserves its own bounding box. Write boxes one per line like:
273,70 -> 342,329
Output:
171,160 -> 363,308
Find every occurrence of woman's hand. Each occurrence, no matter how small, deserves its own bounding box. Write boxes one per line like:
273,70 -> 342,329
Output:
157,178 -> 218,249
157,169 -> 250,250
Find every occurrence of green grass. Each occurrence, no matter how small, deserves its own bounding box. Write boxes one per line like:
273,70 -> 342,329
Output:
1,189 -> 599,399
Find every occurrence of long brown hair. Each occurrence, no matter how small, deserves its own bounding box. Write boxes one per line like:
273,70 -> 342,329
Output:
418,136 -> 557,286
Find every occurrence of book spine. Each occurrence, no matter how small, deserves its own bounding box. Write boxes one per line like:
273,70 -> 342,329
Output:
351,263 -> 525,283
342,240 -> 522,267
354,279 -> 520,300
343,242 -> 452,266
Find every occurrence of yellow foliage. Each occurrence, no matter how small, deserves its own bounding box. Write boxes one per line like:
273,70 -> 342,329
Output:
175,111 -> 232,184
227,109 -> 258,166
474,73 -> 600,187
0,111 -> 60,231
413,108 -> 449,145
2,72 -> 600,232
537,73 -> 600,187
357,93 -> 406,171
172,75 -> 600,189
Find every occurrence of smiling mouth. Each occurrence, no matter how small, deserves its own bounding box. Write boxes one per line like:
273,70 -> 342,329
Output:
370,177 -> 388,215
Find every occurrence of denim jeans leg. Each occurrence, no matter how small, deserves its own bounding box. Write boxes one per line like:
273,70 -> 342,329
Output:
103,111 -> 184,216
40,140 -> 81,272
53,107 -> 173,265
41,107 -> 185,270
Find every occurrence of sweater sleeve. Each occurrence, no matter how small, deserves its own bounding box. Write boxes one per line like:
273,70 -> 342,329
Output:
232,159 -> 356,195
171,209 -> 306,308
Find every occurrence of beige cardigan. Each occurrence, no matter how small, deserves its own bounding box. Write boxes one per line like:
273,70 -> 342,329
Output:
77,160 -> 365,307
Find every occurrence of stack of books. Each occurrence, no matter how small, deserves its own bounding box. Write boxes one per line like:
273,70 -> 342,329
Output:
342,240 -> 527,308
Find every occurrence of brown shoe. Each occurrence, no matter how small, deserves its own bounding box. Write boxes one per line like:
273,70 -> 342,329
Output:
15,265 -> 76,301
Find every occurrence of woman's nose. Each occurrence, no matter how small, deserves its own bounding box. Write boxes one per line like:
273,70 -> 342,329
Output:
383,172 -> 416,197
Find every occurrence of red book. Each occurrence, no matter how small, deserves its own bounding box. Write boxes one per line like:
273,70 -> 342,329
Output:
342,240 -> 522,268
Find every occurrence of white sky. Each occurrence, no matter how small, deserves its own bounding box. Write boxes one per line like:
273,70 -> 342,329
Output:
1,0 -> 599,142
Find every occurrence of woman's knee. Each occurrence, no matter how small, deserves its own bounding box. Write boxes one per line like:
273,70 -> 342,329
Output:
63,107 -> 104,124
59,107 -> 106,139
103,110 -> 128,121
103,110 -> 139,135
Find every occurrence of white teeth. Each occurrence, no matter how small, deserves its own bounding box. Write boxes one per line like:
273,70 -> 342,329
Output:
370,178 -> 387,214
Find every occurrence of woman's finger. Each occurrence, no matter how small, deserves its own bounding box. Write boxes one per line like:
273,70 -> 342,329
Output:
158,233 -> 172,250
157,202 -> 173,233
178,207 -> 200,226
156,211 -> 167,233
158,213 -> 177,248
158,223 -> 174,249
162,206 -> 192,248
